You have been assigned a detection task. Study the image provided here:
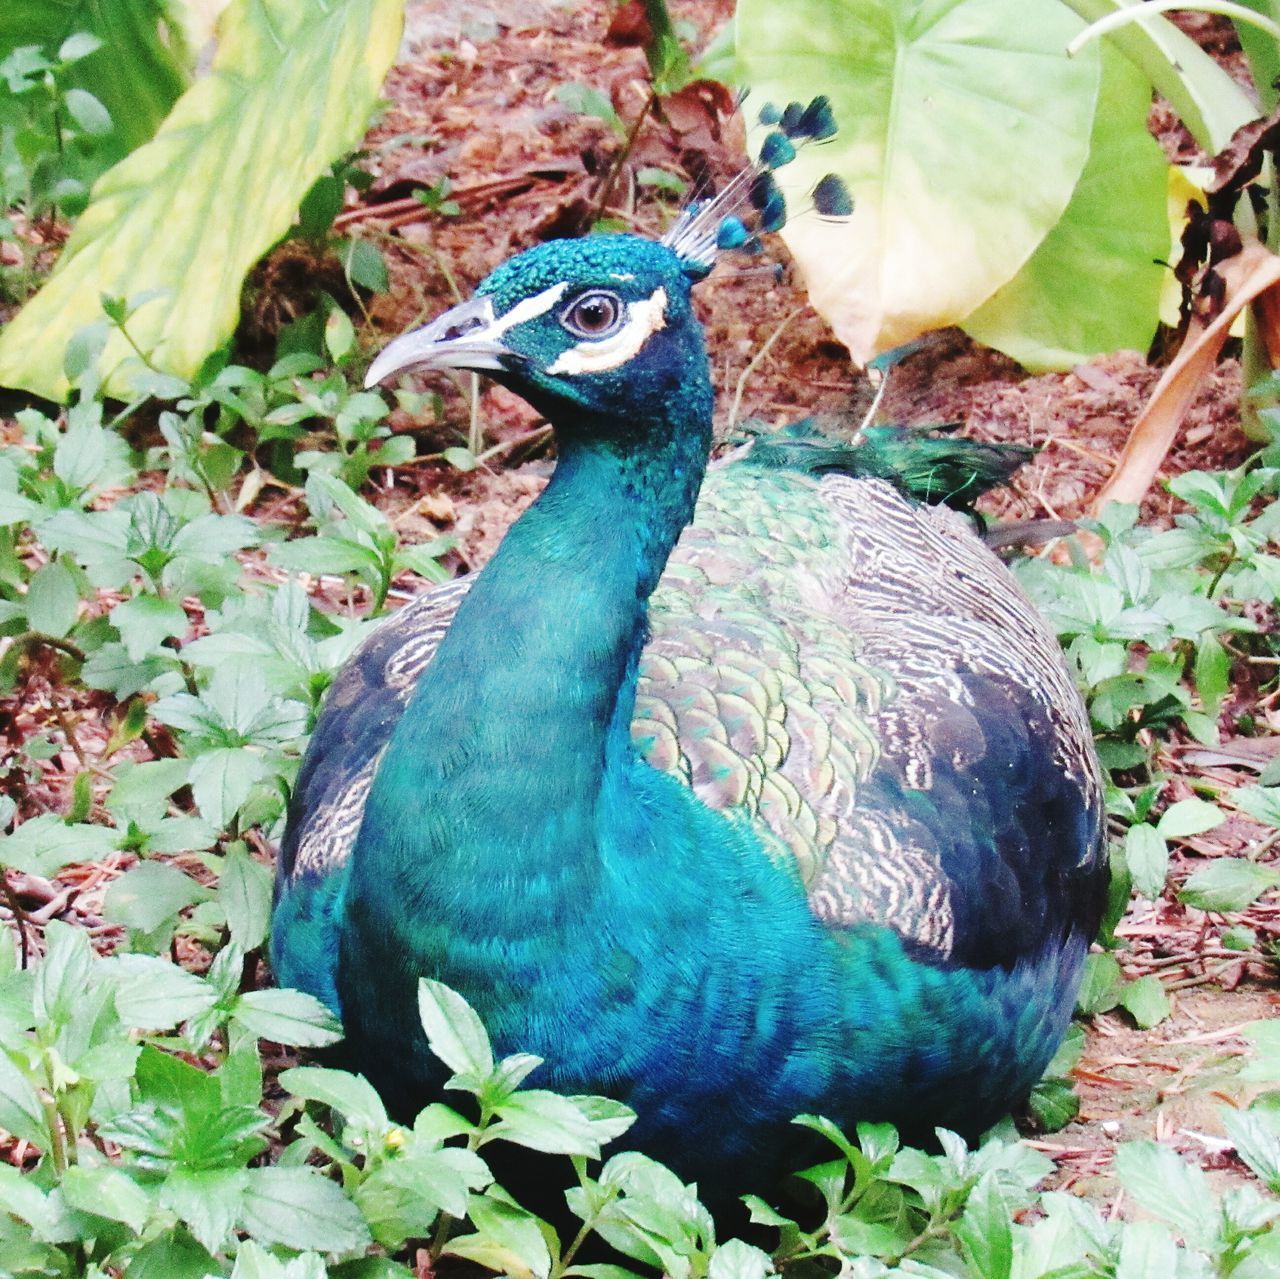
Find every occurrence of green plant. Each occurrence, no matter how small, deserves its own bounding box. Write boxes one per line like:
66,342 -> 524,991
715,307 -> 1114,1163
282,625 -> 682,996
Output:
1017,471 -> 1279,774
1,3 -> 191,173
0,332 -> 447,901
731,0 -> 1173,370
0,0 -> 405,401
3,950 -> 1278,1277
0,32 -> 112,300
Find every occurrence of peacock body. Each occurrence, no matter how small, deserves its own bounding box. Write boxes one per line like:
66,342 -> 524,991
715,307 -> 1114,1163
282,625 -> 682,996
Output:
271,196 -> 1106,1196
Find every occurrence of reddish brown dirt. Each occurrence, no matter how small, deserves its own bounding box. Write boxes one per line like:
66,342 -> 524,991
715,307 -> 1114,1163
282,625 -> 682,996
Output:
0,0 -> 1277,1211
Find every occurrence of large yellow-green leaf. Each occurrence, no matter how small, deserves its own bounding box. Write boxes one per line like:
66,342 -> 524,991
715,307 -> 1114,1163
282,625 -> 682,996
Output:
0,0 -> 403,402
736,0 -> 1100,363
0,1 -> 192,169
962,48 -> 1169,371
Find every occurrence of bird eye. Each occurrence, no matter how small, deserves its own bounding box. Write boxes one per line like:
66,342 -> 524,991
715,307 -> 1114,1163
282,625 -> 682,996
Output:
562,291 -> 622,339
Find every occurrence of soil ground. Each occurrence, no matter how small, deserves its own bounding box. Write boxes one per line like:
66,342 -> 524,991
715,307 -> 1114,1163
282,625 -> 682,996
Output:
1,0 -> 1278,1213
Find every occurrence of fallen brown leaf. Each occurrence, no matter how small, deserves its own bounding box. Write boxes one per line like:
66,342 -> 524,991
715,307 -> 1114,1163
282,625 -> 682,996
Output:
1092,239 -> 1280,515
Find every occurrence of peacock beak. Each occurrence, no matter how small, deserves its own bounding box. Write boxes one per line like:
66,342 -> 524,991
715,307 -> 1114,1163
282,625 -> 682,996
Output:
364,296 -> 515,388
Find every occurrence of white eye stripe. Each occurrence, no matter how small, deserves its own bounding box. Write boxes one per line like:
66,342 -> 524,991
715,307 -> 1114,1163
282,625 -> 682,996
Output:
546,287 -> 668,376
485,282 -> 570,337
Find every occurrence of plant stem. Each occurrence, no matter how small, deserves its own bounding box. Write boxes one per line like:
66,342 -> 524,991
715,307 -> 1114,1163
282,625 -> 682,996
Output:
41,1094 -> 67,1175
641,0 -> 692,91
1,872 -> 31,968
1068,0 -> 1280,57
467,373 -> 482,456
1207,550 -> 1238,598
113,316 -> 165,375
1057,0 -> 1255,152
12,632 -> 87,663
727,305 -> 807,431
589,92 -> 655,227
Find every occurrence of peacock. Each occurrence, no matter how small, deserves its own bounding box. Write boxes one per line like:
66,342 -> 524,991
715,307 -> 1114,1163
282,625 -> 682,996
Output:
270,98 -> 1107,1198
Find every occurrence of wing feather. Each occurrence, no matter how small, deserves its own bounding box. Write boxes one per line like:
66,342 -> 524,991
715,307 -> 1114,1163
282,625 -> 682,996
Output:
281,464 -> 1105,968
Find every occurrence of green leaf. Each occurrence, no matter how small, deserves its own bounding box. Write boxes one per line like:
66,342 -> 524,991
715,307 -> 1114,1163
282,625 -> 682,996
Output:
188,747 -> 268,828
0,2 -> 189,166
1156,798 -> 1224,839
1115,1220 -> 1180,1279
1242,1021 -> 1280,1081
1194,633 -> 1231,717
60,1165 -> 150,1233
1179,858 -> 1280,912
955,1173 -> 1012,1279
356,1146 -> 490,1246
325,308 -> 357,363
0,1053 -> 51,1149
110,594 -> 188,661
232,987 -> 343,1047
1116,974 -> 1170,1029
1027,1076 -> 1080,1132
1125,824 -> 1169,900
24,560 -> 81,638
0,0 -> 404,400
280,1065 -> 389,1133
418,979 -> 495,1080
231,1239 -> 329,1279
306,470 -> 391,541
104,861 -> 208,935
109,954 -> 218,1029
62,87 -> 113,137
737,0 -> 1100,362
554,82 -> 626,136
963,45 -> 1167,370
1075,952 -> 1122,1015
487,1090 -> 606,1157
0,487 -> 41,526
160,1167 -> 248,1255
1113,1141 -> 1216,1246
238,1166 -> 371,1254
332,1261 -> 416,1279
0,1164 -> 75,1244
707,1239 -> 774,1279
443,446 -> 479,471
445,1193 -> 551,1279
59,32 -> 104,63
122,1228 -> 222,1279
269,535 -> 383,577
830,1215 -> 911,1257
1232,784 -> 1280,829
1220,1105 -> 1280,1193
0,814 -> 119,876
338,238 -> 389,293
33,920 -> 95,1026
565,1268 -> 648,1279
219,842 -> 274,951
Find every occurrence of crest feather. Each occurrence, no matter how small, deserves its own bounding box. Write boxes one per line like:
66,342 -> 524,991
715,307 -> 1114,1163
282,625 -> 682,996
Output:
660,95 -> 852,280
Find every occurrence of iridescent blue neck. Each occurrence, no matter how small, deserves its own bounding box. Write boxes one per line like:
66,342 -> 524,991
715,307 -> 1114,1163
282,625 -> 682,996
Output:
336,376 -> 714,1088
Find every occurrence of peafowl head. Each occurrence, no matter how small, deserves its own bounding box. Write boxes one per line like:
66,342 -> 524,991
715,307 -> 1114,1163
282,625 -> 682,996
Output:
365,235 -> 707,428
365,95 -> 850,432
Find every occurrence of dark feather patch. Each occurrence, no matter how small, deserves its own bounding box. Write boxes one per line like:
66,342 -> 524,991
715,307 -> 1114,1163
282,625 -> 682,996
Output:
797,95 -> 837,141
813,174 -> 853,218
760,130 -> 797,170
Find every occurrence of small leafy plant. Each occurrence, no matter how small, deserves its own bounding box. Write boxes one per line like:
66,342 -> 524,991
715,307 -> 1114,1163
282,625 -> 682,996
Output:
3,948 -> 1278,1277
